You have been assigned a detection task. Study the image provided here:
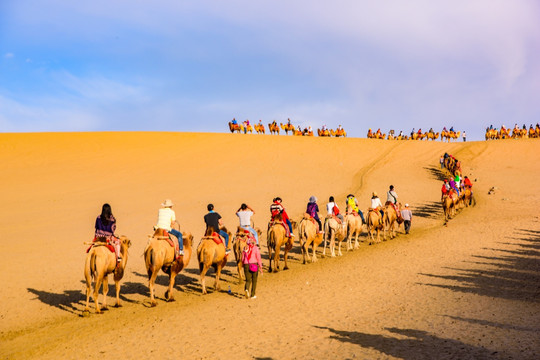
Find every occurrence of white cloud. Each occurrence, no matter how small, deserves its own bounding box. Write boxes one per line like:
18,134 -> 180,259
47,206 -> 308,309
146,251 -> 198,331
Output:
4,53 -> 14,58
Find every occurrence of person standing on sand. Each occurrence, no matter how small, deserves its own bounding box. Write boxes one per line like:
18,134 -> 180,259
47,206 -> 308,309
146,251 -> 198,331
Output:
401,204 -> 412,234
463,131 -> 467,142
95,203 -> 121,262
155,199 -> 183,258
204,204 -> 230,255
236,203 -> 258,245
242,238 -> 262,299
440,155 -> 444,169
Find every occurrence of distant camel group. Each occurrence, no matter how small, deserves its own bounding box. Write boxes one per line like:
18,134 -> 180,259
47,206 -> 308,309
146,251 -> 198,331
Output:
441,154 -> 474,223
228,119 -> 346,137
367,128 -> 461,142
485,124 -> 540,140
84,198 -> 410,314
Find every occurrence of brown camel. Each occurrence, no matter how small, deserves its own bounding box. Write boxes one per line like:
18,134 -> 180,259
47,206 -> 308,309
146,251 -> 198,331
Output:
318,128 -> 331,137
323,216 -> 348,257
367,209 -> 383,245
197,227 -> 233,294
383,203 -> 399,240
268,122 -> 280,135
84,235 -> 131,314
144,229 -> 193,307
233,227 -> 262,283
280,122 -> 295,135
298,214 -> 324,264
228,122 -> 243,133
254,123 -> 265,134
345,213 -> 363,250
442,191 -> 458,221
267,216 -> 295,272
331,129 -> 347,137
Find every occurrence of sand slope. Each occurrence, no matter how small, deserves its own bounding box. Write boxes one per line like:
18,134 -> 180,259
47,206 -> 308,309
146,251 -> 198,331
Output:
0,132 -> 538,359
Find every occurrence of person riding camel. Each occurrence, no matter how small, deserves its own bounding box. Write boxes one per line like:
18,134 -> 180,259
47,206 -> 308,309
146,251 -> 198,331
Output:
346,194 -> 365,223
236,203 -> 258,245
441,180 -> 449,200
231,118 -> 237,125
386,185 -> 401,219
327,196 -> 344,223
287,118 -> 292,126
94,203 -> 121,262
371,192 -> 384,218
204,204 -> 231,255
155,199 -> 184,259
449,126 -> 454,132
306,196 -> 323,233
449,178 -> 460,197
429,127 -> 434,133
270,197 -> 294,237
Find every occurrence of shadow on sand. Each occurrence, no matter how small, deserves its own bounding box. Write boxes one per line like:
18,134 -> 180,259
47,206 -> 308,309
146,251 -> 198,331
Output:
418,228 -> 540,303
410,201 -> 443,219
314,326 -> 500,359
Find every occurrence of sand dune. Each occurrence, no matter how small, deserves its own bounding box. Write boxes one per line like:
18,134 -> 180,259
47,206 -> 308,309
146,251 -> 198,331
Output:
0,132 -> 538,359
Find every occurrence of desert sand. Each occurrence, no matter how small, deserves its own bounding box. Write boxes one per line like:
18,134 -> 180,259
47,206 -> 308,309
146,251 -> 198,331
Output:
0,132 -> 538,359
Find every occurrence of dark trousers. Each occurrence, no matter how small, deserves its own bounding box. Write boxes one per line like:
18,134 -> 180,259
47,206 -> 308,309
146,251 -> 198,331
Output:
315,218 -> 322,231
404,220 -> 411,234
243,264 -> 259,297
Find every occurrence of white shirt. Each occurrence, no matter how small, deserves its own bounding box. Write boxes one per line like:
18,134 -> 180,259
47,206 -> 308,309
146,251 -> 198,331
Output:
326,202 -> 339,215
387,190 -> 398,204
156,207 -> 176,231
236,210 -> 253,227
371,197 -> 383,209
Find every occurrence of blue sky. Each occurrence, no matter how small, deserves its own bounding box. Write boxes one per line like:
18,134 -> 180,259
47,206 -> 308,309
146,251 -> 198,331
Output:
1,1 -> 539,139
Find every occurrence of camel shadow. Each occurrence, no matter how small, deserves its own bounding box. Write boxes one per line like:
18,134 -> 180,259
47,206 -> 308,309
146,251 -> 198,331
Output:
410,201 -> 442,219
417,229 -> 540,303
314,326 -> 501,359
27,288 -> 85,315
423,166 -> 447,181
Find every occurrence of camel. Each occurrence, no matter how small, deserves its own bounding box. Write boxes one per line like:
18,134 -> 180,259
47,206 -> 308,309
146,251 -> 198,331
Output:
243,124 -> 253,134
232,227 -> 262,283
84,235 -> 131,314
443,131 -> 461,142
426,132 -> 439,141
228,122 -> 243,133
318,128 -> 331,137
383,203 -> 399,240
298,214 -> 324,264
267,216 -> 295,272
293,129 -> 303,136
366,209 -> 383,245
331,129 -> 347,137
442,191 -> 459,221
323,216 -> 348,257
268,122 -> 280,135
345,213 -> 363,250
254,123 -> 265,134
144,229 -> 193,307
367,129 -> 373,138
197,227 -> 233,294
280,122 -> 295,135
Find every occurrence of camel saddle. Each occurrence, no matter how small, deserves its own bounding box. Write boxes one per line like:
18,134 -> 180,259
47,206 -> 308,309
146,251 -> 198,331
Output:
86,237 -> 116,258
326,214 -> 342,224
269,220 -> 291,237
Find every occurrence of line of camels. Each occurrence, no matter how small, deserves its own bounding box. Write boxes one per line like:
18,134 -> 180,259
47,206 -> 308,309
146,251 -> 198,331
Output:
228,120 -> 346,137
441,155 -> 474,224
83,200 -> 408,314
367,128 -> 461,142
485,125 -> 540,140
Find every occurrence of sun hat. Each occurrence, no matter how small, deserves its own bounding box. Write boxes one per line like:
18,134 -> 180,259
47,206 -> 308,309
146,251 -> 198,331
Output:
309,196 -> 317,203
372,192 -> 378,197
405,203 -> 409,207
161,199 -> 174,207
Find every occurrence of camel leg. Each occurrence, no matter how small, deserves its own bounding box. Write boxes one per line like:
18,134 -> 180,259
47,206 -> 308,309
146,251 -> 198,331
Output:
301,241 -> 307,264
114,279 -> 122,307
268,247 -> 273,273
200,264 -> 210,294
93,272 -> 103,314
330,233 -> 336,257
273,246 -> 280,272
148,265 -> 159,307
101,275 -> 109,310
338,239 -> 343,256
312,242 -> 318,263
237,262 -> 244,284
284,240 -> 293,270
165,272 -> 177,302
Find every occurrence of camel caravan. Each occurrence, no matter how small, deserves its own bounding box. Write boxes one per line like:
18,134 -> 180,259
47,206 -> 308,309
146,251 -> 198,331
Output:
440,153 -> 475,224
82,189 -> 425,314
367,127 -> 461,142
485,124 -> 540,140
227,118 -> 346,137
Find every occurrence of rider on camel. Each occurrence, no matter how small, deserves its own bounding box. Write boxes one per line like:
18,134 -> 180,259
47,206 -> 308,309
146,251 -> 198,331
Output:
346,194 -> 364,223
95,203 -> 121,262
371,192 -> 384,218
306,196 -> 323,233
204,204 -> 231,255
327,196 -> 345,223
270,197 -> 294,237
155,199 -> 184,259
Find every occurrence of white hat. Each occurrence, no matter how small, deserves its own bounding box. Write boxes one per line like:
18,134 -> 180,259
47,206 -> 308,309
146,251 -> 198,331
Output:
161,199 -> 174,207
405,203 -> 409,207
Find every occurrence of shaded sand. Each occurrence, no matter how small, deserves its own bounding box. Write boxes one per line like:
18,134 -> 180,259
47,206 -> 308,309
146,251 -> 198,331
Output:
0,132 -> 538,359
